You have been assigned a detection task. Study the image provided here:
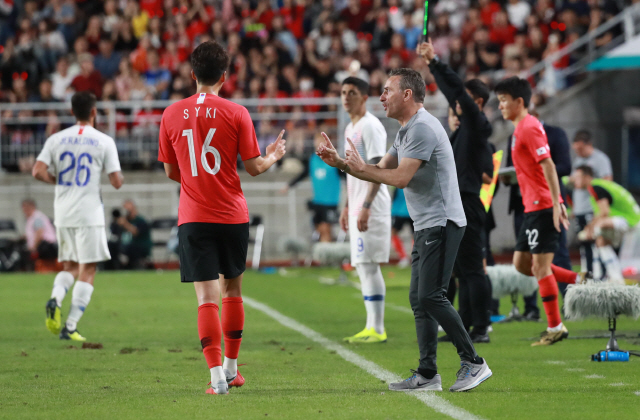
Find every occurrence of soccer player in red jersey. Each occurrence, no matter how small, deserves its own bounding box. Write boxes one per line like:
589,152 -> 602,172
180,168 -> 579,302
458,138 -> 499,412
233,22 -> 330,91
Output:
495,77 -> 582,346
158,41 -> 286,394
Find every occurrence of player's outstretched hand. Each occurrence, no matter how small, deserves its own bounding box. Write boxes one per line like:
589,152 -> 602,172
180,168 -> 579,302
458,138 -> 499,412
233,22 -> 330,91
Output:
267,130 -> 287,161
416,38 -> 436,64
344,138 -> 366,173
316,132 -> 342,168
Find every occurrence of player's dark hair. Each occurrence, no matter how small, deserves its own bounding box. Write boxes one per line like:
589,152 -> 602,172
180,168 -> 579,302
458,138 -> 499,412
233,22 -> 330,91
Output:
494,76 -> 532,108
573,129 -> 592,144
464,79 -> 490,108
388,68 -> 425,103
576,165 -> 594,178
342,77 -> 369,96
190,40 -> 230,86
71,91 -> 96,121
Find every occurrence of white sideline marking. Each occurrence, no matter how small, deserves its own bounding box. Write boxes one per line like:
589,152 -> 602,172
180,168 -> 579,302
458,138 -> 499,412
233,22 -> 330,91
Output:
244,296 -> 484,420
565,368 -> 585,372
609,382 -> 626,387
584,374 -> 605,379
634,391 -> 640,396
545,361 -> 566,365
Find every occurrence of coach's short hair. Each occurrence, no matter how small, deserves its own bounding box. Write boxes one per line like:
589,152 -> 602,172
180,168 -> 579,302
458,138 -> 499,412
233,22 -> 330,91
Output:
388,68 -> 425,103
191,41 -> 230,86
574,129 -> 592,144
71,91 -> 97,121
464,79 -> 490,107
576,165 -> 594,178
22,198 -> 36,207
342,77 -> 369,96
494,76 -> 532,108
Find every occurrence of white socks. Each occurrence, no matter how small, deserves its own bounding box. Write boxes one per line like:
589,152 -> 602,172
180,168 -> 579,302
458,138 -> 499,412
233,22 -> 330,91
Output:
598,245 -> 624,283
51,271 -> 75,307
66,281 -> 94,331
356,263 -> 386,335
223,357 -> 238,377
548,322 -> 564,333
210,366 -> 225,385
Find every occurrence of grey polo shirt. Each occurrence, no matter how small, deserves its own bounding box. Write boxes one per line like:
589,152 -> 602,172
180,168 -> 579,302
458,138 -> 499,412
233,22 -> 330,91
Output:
572,148 -> 613,215
388,108 -> 467,231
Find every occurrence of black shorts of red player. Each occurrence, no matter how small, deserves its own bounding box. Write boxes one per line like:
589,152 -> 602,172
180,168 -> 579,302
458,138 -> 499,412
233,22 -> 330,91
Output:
515,208 -> 560,255
178,222 -> 249,282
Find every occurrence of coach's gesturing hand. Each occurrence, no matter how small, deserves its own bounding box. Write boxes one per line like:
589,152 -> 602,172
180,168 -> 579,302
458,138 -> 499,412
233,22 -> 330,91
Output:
344,138 -> 366,173
316,132 -> 344,168
266,129 -> 287,161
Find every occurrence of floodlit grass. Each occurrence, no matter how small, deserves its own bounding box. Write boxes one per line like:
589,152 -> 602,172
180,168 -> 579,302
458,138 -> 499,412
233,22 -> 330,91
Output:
1,267 -> 639,419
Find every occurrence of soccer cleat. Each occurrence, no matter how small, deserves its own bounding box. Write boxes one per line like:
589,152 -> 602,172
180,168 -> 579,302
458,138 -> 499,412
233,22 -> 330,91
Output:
45,298 -> 62,335
389,370 -> 442,391
344,327 -> 387,343
224,369 -> 245,388
577,271 -> 593,284
449,359 -> 492,392
206,380 -> 229,395
531,325 -> 569,346
470,332 -> 490,343
59,326 -> 86,342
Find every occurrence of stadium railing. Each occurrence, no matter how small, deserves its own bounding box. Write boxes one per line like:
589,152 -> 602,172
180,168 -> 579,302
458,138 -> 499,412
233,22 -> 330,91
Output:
522,3 -> 640,96
0,97 -> 447,170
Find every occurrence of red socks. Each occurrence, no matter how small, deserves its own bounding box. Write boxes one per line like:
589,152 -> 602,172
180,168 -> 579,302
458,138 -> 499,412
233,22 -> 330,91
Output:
198,303 -> 222,369
551,264 -> 578,284
538,274 -> 562,329
392,235 -> 406,260
221,297 -> 244,360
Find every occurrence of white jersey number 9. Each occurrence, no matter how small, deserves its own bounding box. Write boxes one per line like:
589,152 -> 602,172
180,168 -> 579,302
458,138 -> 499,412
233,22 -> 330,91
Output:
183,128 -> 221,176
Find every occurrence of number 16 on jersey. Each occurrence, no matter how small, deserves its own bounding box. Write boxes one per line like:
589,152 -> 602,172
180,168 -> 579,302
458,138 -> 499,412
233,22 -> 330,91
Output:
183,128 -> 221,176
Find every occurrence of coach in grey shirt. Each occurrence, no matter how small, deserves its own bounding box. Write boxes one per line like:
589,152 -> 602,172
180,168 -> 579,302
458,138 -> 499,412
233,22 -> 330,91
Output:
316,68 -> 491,393
571,129 -> 612,272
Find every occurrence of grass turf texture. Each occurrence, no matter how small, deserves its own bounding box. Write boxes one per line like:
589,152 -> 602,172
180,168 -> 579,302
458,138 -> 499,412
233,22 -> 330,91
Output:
2,268 -> 640,419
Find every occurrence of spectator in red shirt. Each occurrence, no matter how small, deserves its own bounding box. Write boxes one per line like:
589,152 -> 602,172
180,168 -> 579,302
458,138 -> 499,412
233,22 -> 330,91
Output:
383,33 -> 412,68
489,10 -> 517,47
461,8 -> 482,44
259,74 -> 288,112
292,74 -> 324,113
140,0 -> 162,18
70,53 -> 103,98
85,15 -> 102,55
340,0 -> 369,32
479,0 -> 502,27
280,0 -> 305,39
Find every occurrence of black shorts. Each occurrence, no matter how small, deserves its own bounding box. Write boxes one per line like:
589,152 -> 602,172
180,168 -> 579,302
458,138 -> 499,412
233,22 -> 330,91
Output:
178,222 -> 249,282
309,203 -> 338,225
515,208 -> 559,254
392,216 -> 413,233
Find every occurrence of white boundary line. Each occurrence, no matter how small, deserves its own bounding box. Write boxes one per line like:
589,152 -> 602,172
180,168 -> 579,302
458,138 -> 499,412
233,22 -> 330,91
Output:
244,296 -> 484,420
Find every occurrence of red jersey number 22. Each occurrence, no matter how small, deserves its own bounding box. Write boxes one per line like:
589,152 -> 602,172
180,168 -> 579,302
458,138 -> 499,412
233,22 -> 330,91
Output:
183,128 -> 221,176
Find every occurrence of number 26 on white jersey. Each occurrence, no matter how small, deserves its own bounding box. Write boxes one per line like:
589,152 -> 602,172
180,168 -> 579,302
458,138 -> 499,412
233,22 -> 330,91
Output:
182,128 -> 221,176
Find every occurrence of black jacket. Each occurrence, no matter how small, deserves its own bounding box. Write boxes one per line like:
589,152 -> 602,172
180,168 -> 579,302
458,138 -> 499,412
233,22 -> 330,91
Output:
429,58 -> 493,195
506,122 -> 572,214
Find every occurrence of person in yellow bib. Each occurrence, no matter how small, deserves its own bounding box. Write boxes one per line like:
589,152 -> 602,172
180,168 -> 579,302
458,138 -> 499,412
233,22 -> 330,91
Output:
573,165 -> 640,284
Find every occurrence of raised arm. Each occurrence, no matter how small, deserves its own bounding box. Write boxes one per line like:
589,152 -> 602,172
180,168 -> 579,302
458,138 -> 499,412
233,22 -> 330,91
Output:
243,130 -> 287,176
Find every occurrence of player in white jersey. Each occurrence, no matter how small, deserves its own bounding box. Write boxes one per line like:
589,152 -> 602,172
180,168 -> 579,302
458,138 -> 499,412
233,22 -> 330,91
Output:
340,77 -> 392,343
32,92 -> 124,341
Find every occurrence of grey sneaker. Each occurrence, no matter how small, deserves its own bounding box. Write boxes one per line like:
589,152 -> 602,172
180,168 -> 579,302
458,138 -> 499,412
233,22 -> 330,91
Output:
449,360 -> 492,392
389,370 -> 442,391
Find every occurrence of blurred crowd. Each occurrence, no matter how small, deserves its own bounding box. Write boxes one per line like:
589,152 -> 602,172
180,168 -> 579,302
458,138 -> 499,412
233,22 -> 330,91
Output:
0,0 -> 632,165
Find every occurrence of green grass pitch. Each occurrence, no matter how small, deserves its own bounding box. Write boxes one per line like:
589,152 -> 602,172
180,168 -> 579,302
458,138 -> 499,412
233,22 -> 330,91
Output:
2,267 -> 640,419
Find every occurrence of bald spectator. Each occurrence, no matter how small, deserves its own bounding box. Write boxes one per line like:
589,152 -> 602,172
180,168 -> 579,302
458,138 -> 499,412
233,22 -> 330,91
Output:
22,199 -> 57,261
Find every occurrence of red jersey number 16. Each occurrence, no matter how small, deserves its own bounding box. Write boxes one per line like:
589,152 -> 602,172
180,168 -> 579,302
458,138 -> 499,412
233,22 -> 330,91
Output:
183,128 -> 221,176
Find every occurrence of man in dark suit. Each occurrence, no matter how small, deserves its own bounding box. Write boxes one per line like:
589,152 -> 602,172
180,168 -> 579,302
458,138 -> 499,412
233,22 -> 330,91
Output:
504,113 -> 572,320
